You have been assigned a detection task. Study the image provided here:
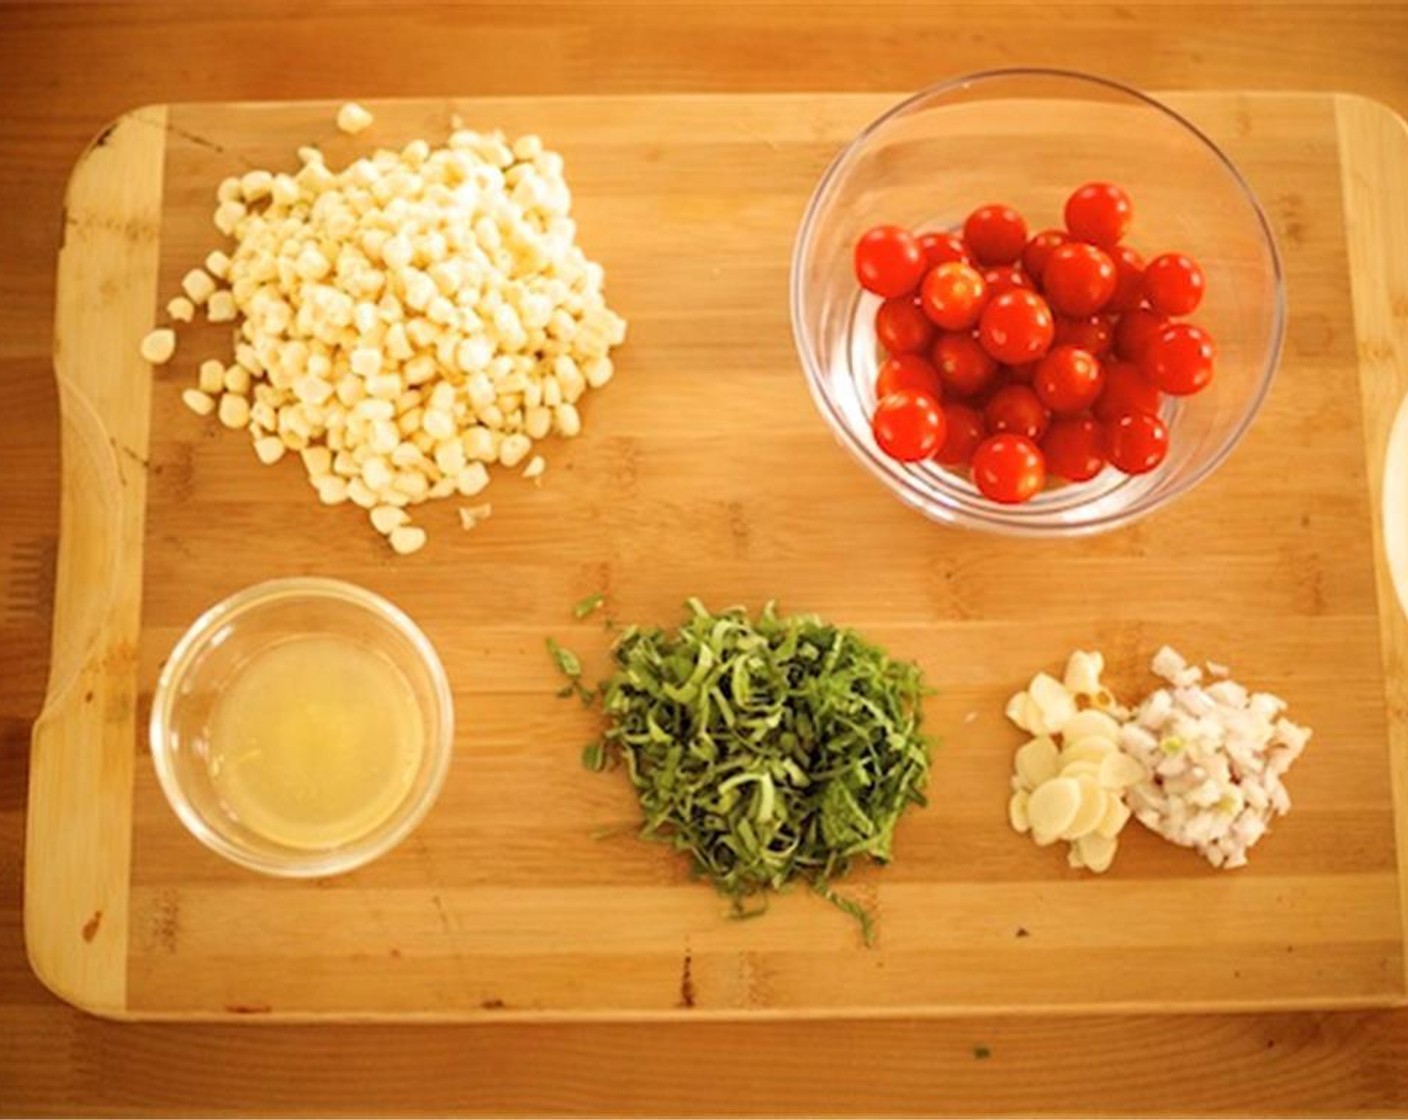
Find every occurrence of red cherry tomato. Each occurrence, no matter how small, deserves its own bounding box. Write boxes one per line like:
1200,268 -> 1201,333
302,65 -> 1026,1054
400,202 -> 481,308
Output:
920,262 -> 989,331
1041,416 -> 1107,482
934,402 -> 987,466
872,389 -> 946,462
1053,314 -> 1114,358
874,297 -> 936,355
1141,322 -> 1216,395
918,231 -> 971,269
1106,246 -> 1146,312
1021,228 -> 1070,284
876,354 -> 943,401
1106,410 -> 1169,475
971,434 -> 1046,504
1113,306 -> 1170,361
985,384 -> 1051,442
1006,361 -> 1038,385
932,332 -> 998,398
1034,345 -> 1105,415
1063,181 -> 1133,248
978,289 -> 1056,365
854,224 -> 926,298
1094,360 -> 1162,423
1143,252 -> 1206,316
1042,242 -> 1117,317
982,265 -> 1031,297
963,204 -> 1028,266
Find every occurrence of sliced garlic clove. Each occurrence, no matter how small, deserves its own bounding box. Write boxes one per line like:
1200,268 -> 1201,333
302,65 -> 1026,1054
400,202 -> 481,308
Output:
1005,690 -> 1033,732
1098,751 -> 1147,790
1063,649 -> 1105,696
1061,709 -> 1122,746
1058,759 -> 1102,784
1028,777 -> 1082,846
1014,736 -> 1060,790
1076,831 -> 1118,873
1028,672 -> 1077,734
1096,795 -> 1132,839
1008,790 -> 1031,834
1059,736 -> 1117,771
1059,781 -> 1107,841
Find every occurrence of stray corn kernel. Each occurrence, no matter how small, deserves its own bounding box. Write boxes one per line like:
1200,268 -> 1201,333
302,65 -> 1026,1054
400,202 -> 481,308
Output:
206,290 -> 237,323
140,328 -> 177,364
458,503 -> 492,531
389,524 -> 427,555
181,388 -> 215,416
167,296 -> 195,323
181,268 -> 217,304
336,102 -> 375,135
253,435 -> 286,464
370,505 -> 409,535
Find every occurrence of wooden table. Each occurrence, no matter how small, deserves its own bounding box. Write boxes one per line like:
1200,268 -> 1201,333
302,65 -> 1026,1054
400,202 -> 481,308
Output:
4,2 -> 1408,1114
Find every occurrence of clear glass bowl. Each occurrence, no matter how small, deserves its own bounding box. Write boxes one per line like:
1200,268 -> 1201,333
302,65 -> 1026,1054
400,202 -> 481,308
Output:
791,68 -> 1285,536
149,577 -> 454,877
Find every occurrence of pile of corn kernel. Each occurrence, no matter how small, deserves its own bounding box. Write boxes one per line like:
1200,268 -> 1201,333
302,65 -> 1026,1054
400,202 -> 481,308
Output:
139,102 -> 626,554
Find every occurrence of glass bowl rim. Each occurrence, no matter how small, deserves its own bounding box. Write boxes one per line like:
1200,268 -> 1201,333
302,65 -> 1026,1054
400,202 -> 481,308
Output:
789,66 -> 1287,536
148,575 -> 455,877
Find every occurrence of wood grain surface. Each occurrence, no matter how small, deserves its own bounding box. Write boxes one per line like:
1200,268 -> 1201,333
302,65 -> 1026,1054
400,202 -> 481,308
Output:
25,89 -> 1408,1023
5,2 -> 1408,1114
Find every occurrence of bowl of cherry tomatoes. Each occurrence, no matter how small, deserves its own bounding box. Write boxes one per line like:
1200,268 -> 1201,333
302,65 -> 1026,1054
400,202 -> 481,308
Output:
790,68 -> 1285,534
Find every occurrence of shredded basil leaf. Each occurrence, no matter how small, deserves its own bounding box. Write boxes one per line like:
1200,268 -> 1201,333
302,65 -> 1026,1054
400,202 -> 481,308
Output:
555,600 -> 932,943
573,593 -> 606,619
547,636 -> 583,679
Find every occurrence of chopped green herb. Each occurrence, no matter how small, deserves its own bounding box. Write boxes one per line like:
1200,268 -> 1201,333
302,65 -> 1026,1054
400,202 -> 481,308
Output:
573,593 -> 606,619
557,600 -> 932,943
581,742 -> 607,771
547,636 -> 583,679
555,685 -> 576,700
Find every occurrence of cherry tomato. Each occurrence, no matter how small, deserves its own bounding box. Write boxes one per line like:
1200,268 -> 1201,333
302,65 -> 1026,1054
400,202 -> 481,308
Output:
875,297 -> 936,354
1113,306 -> 1170,361
918,231 -> 971,269
982,265 -> 1032,297
1041,416 -> 1107,482
1094,361 -> 1162,423
978,289 -> 1056,365
1106,245 -> 1146,312
1063,181 -> 1133,248
1053,314 -> 1114,358
1141,322 -> 1216,395
1021,228 -> 1069,284
1006,361 -> 1038,385
1106,410 -> 1169,475
1034,345 -> 1105,415
872,389 -> 946,462
1041,242 -> 1117,317
920,262 -> 989,331
1143,252 -> 1206,316
963,204 -> 1028,266
971,433 -> 1046,504
854,224 -> 926,298
932,332 -> 998,397
985,384 -> 1051,442
876,354 -> 943,401
934,402 -> 987,466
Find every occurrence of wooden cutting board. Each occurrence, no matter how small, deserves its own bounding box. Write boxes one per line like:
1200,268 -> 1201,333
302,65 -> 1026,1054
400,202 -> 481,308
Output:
25,92 -> 1408,1020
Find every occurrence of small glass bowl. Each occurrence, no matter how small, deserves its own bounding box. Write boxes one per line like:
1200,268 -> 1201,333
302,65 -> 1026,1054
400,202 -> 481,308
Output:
791,68 -> 1286,536
149,577 -> 454,877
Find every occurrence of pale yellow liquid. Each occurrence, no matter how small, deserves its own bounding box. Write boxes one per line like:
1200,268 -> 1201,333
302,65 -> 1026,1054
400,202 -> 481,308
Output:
207,635 -> 423,850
